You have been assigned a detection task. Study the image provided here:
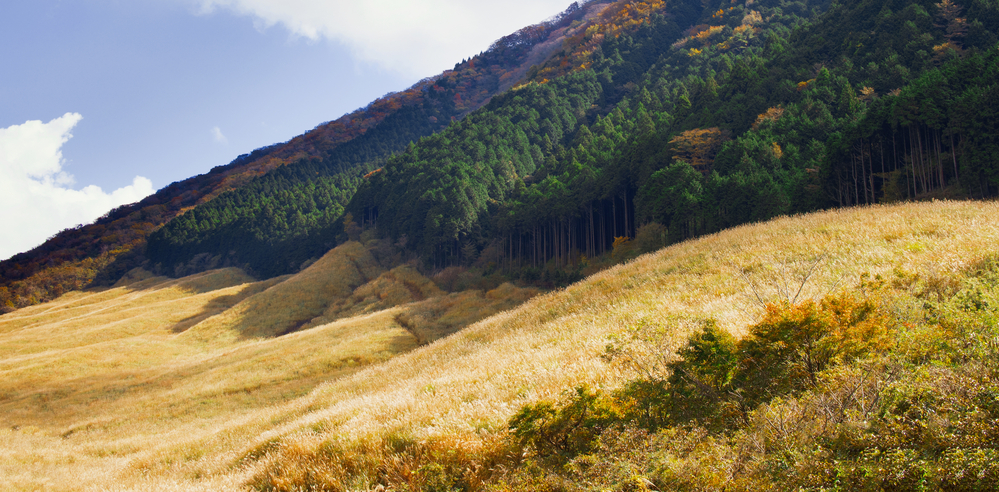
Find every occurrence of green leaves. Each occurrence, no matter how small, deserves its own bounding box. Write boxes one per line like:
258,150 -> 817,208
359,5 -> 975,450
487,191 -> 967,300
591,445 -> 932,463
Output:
510,385 -> 622,461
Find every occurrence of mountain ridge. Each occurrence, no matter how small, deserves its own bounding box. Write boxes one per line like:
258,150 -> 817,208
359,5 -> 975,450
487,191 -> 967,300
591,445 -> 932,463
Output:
0,0 -> 613,312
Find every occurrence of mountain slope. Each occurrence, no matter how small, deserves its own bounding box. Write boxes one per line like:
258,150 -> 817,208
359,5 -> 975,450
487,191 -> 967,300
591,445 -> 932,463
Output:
0,0 -> 611,311
8,0 -> 998,308
345,0 -> 999,272
2,200 -> 997,490
3,0 -> 999,487
149,0 -> 999,288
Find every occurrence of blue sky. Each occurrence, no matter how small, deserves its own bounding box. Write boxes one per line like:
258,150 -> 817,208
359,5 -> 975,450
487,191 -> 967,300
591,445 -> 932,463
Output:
0,0 -> 574,260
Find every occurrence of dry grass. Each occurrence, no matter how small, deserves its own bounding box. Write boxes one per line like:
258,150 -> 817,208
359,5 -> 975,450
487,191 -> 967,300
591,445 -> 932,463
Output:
394,282 -> 542,344
303,264 -> 444,329
1,200 -> 997,490
182,241 -> 384,342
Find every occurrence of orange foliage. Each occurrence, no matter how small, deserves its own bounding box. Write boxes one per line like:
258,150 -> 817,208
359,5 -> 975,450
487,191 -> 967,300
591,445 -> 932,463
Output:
668,128 -> 730,172
742,10 -> 763,26
752,106 -> 785,129
528,0 -> 667,84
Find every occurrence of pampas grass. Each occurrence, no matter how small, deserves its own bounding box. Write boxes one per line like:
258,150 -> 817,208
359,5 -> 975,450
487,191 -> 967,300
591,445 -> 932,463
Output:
1,200 -> 998,490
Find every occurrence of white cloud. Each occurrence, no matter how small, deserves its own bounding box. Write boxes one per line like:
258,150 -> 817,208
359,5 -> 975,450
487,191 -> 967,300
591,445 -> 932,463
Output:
0,113 -> 155,260
212,126 -> 228,144
190,0 -> 577,77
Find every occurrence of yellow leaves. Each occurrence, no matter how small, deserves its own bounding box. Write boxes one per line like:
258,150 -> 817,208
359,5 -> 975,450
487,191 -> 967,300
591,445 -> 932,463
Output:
694,25 -> 724,41
752,106 -> 785,130
796,79 -> 816,91
612,236 -> 633,260
669,128 -> 730,171
860,86 -> 877,101
689,48 -> 704,57
612,236 -> 632,249
933,42 -> 954,53
771,142 -> 783,160
742,10 -> 763,26
932,41 -> 963,63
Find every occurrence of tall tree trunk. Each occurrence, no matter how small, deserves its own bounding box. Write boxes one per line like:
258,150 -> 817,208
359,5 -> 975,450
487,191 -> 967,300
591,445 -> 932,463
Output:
837,163 -> 844,206
909,126 -> 925,197
509,233 -> 513,272
879,137 -> 885,202
917,127 -> 929,191
623,189 -> 629,238
894,130 -> 909,199
950,133 -> 959,185
860,138 -> 869,204
912,127 -> 921,193
612,197 -> 618,239
936,130 -> 944,188
852,151 -> 859,206
868,139 -> 875,203
589,203 -> 594,258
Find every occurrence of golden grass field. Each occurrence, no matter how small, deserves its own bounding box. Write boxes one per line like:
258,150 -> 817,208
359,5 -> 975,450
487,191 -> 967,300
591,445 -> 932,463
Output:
1,200 -> 998,490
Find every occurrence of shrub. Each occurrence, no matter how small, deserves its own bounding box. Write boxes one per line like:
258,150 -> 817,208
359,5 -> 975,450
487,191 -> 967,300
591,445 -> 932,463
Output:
634,222 -> 668,254
737,291 -> 894,406
612,290 -> 896,432
509,385 -> 621,462
618,322 -> 741,430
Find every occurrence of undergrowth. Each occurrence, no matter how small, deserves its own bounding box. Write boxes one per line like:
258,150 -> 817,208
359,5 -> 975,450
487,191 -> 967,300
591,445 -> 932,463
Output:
252,254 -> 999,491
494,256 -> 999,491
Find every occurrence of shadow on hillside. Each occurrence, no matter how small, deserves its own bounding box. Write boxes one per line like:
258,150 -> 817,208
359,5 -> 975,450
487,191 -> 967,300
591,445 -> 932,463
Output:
168,291 -> 250,334
0,337 -> 408,434
96,267 -> 284,336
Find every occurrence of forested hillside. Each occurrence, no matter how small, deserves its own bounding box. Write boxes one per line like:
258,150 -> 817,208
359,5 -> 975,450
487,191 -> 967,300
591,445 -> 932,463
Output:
0,1 -> 606,311
146,0 -> 999,284
350,0 -> 999,272
5,0 -> 999,487
5,0 -> 999,310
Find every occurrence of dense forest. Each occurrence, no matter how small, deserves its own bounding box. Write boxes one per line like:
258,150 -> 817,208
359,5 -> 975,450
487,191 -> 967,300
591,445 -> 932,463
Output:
149,0 -> 999,282
355,0 -> 998,274
5,0 -> 999,309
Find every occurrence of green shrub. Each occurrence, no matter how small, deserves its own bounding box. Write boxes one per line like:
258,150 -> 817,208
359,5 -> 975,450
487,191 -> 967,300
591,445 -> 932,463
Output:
635,222 -> 668,255
509,385 -> 621,462
617,322 -> 740,430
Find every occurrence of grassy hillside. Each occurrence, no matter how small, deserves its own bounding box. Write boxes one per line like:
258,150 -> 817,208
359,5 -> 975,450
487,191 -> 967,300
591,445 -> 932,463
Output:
2,199 -> 997,490
0,242 -> 537,490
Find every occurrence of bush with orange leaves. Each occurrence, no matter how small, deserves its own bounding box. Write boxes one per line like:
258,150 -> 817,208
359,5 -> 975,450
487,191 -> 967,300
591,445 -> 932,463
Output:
602,284 -> 897,433
736,289 -> 895,407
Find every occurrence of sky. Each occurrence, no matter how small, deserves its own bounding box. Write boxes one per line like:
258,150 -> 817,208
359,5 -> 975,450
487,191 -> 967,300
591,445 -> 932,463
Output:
0,0 -> 575,261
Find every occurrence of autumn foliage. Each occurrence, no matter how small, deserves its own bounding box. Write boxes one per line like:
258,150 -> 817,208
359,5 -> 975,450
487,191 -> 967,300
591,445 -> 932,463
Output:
668,127 -> 729,172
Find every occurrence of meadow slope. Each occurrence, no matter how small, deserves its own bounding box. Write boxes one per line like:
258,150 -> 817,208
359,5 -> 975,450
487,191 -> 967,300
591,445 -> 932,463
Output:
1,200 -> 997,490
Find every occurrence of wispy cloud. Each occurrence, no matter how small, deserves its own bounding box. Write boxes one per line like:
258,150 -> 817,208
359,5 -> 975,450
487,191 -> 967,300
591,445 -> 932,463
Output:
0,113 -> 155,260
212,126 -> 228,144
187,0 -> 576,77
